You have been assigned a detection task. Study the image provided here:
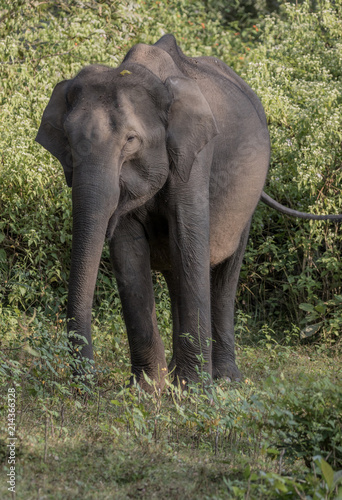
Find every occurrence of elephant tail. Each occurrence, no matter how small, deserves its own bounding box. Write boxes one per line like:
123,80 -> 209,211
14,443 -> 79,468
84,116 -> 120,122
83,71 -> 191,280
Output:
260,191 -> 342,221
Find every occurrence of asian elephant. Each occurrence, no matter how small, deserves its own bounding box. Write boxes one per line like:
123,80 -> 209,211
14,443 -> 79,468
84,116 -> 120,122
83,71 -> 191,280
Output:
36,34 -> 342,389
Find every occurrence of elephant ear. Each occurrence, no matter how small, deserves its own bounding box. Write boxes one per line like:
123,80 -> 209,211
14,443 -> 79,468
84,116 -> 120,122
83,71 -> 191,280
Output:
165,76 -> 219,183
35,80 -> 73,187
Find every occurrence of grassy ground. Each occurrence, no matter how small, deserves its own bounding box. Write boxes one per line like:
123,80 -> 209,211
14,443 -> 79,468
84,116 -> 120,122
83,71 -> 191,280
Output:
1,342 -> 341,499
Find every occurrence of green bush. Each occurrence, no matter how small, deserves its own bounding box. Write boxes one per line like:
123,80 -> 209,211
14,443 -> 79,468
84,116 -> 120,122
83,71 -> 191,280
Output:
250,375 -> 342,468
238,0 -> 342,340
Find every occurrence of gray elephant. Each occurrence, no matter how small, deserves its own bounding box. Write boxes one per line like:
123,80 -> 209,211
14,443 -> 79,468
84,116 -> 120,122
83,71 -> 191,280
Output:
36,34 -> 342,389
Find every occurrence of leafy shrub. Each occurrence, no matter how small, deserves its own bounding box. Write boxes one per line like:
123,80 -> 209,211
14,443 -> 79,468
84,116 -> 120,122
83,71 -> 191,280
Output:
237,0 -> 342,340
250,375 -> 342,468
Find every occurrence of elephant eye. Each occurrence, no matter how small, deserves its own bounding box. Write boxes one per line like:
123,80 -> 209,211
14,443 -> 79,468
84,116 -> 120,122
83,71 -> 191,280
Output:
123,133 -> 140,154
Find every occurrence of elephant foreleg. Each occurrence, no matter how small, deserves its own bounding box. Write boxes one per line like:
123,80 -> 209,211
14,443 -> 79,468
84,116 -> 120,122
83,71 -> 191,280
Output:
110,216 -> 167,391
167,193 -> 212,384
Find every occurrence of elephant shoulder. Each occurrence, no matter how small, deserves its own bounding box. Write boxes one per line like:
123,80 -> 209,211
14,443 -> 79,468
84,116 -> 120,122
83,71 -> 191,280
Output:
196,56 -> 267,127
196,56 -> 254,94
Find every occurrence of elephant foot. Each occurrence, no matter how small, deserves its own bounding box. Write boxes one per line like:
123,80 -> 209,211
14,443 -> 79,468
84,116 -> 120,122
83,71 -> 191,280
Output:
169,357 -> 240,386
167,360 -> 192,391
167,358 -> 192,387
130,364 -> 168,393
168,354 -> 213,388
212,361 -> 242,382
172,363 -> 212,389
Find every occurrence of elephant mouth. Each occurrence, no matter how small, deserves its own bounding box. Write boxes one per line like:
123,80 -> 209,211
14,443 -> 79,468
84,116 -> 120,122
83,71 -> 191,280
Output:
105,188 -> 130,239
106,212 -> 119,240
105,191 -> 154,240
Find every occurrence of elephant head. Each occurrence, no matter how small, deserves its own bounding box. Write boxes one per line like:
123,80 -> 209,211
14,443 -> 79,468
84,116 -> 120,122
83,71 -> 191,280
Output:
35,61 -> 218,365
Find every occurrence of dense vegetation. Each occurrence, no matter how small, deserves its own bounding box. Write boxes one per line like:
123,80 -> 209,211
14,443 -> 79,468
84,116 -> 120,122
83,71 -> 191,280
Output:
1,0 -> 341,498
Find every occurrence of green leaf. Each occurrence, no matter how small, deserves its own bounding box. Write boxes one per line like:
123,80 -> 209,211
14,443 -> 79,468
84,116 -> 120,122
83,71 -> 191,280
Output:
274,479 -> 288,493
23,344 -> 40,357
243,464 -> 251,479
299,303 -> 315,312
314,304 -> 326,314
318,457 -> 334,491
333,470 -> 342,489
0,248 -> 6,262
300,323 -> 323,339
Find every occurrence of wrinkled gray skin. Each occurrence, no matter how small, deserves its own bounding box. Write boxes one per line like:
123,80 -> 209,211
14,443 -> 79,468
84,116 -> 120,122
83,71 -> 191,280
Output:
36,35 -> 342,389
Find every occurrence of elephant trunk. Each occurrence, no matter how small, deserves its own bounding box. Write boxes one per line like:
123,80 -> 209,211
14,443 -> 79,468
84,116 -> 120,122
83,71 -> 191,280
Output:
67,179 -> 119,364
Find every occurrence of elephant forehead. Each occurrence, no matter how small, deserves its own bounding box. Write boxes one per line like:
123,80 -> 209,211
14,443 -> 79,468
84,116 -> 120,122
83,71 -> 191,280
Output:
110,91 -> 150,132
64,96 -> 150,149
65,106 -> 113,144
70,65 -> 136,104
66,70 -> 162,141
73,64 -> 151,97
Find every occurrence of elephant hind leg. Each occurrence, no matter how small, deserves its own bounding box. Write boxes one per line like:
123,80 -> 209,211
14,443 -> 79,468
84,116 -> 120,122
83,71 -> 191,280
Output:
211,221 -> 251,381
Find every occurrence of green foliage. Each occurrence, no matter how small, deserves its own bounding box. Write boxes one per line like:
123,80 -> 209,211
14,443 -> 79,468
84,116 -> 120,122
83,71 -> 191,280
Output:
204,0 -> 273,28
2,0 -> 340,339
238,0 -> 342,339
1,325 -> 341,497
0,313 -> 100,398
251,375 -> 342,468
